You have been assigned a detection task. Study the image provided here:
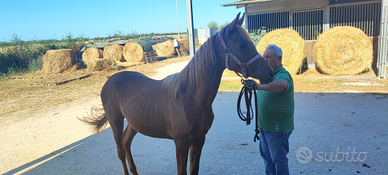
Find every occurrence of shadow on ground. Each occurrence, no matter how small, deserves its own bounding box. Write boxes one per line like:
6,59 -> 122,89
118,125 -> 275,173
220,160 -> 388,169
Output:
3,92 -> 388,175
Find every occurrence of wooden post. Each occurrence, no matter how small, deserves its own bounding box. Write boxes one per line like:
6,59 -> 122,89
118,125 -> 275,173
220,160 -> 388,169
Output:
186,0 -> 195,59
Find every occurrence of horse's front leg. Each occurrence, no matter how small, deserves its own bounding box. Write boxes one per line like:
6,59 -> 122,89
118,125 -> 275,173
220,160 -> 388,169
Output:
174,138 -> 192,175
189,135 -> 206,175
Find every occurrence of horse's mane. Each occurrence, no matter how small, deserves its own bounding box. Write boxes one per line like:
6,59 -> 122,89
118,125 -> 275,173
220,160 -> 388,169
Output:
160,32 -> 219,102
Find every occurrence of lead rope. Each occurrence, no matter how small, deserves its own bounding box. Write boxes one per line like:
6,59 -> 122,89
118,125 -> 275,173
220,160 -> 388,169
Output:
237,79 -> 260,142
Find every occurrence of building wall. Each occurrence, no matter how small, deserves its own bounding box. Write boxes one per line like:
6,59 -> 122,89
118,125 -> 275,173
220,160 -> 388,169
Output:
193,27 -> 218,45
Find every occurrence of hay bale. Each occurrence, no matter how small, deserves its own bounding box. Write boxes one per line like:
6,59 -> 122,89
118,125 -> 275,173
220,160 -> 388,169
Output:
103,44 -> 124,62
178,39 -> 189,50
88,58 -> 117,71
123,42 -> 144,63
256,28 -> 306,75
151,39 -> 175,57
42,49 -> 76,74
82,47 -> 103,64
314,26 -> 373,76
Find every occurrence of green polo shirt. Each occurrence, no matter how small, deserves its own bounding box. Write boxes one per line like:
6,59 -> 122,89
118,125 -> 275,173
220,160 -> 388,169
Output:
256,64 -> 294,134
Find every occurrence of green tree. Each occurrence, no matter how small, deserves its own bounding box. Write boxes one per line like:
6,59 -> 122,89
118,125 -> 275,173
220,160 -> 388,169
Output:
218,21 -> 229,31
208,21 -> 218,28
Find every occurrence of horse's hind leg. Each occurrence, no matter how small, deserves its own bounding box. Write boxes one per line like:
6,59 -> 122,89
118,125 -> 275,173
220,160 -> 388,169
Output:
123,125 -> 138,175
189,136 -> 206,175
108,117 -> 130,175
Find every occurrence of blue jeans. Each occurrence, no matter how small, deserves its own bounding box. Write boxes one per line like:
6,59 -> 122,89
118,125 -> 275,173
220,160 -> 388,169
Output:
259,129 -> 292,175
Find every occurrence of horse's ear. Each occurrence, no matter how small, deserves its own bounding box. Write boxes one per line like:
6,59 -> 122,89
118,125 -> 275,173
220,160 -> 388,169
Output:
238,13 -> 245,26
227,12 -> 241,31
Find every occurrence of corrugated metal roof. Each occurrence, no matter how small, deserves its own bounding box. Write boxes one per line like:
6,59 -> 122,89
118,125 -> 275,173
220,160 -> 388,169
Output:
221,0 -> 285,8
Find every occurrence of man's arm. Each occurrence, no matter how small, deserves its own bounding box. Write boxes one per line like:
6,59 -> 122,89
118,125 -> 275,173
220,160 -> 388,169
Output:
252,79 -> 287,93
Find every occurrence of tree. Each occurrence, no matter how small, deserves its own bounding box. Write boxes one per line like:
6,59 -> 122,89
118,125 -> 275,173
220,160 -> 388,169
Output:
218,21 -> 229,31
208,21 -> 218,28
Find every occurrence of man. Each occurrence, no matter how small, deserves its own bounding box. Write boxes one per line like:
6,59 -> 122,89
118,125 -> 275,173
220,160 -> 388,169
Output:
173,38 -> 181,57
252,44 -> 294,175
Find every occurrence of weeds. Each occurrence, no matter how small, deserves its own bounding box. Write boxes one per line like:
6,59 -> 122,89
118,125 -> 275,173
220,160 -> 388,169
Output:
0,32 -> 88,77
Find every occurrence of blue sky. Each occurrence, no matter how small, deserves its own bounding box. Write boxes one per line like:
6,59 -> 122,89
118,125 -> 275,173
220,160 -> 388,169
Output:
0,0 -> 244,42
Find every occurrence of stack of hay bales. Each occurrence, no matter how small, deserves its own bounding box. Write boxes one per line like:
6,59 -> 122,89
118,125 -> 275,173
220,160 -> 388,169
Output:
144,38 -> 176,57
313,26 -> 373,76
123,39 -> 153,63
88,58 -> 117,71
103,44 -> 124,62
256,28 -> 306,75
82,47 -> 103,64
42,49 -> 76,74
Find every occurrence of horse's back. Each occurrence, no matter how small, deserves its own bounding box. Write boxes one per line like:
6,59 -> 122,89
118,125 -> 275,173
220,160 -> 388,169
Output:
101,71 -> 175,138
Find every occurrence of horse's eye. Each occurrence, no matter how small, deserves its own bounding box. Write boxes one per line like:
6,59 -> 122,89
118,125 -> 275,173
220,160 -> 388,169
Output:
239,43 -> 246,49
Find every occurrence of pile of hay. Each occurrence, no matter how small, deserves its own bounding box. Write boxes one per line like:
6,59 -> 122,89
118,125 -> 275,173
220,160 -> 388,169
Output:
256,28 -> 306,75
82,47 -> 103,64
88,58 -> 117,71
314,26 -> 373,76
123,39 -> 153,63
41,49 -> 76,74
103,44 -> 124,62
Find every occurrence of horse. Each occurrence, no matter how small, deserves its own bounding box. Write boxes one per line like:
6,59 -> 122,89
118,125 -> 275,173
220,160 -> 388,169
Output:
80,13 -> 274,175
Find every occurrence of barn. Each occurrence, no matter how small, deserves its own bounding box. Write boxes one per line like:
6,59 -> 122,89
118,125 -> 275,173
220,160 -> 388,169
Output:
222,0 -> 387,78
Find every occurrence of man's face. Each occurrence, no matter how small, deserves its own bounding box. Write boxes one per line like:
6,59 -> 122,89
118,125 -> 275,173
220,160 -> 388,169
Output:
263,48 -> 281,70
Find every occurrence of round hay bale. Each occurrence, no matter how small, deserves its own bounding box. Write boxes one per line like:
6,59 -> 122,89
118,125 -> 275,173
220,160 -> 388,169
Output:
88,58 -> 117,71
178,38 -> 189,50
151,39 -> 175,57
314,26 -> 373,76
103,44 -> 124,62
42,49 -> 76,74
123,40 -> 147,63
82,47 -> 103,64
256,28 -> 306,75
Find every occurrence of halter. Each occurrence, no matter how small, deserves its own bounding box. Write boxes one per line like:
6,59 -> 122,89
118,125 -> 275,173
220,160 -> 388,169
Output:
217,31 -> 262,79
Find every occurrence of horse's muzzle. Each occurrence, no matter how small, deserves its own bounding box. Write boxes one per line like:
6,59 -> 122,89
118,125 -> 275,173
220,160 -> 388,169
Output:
260,70 -> 274,84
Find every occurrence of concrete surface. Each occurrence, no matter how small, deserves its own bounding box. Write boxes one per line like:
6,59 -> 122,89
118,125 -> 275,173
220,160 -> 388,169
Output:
2,92 -> 387,175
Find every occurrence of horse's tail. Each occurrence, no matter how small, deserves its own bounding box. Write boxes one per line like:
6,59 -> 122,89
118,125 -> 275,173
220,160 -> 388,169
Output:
79,106 -> 109,134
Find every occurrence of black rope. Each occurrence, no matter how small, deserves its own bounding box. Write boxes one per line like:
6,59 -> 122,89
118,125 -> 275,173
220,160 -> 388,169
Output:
237,79 -> 260,142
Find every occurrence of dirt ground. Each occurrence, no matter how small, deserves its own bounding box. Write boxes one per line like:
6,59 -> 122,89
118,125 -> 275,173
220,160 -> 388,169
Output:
0,58 -> 387,174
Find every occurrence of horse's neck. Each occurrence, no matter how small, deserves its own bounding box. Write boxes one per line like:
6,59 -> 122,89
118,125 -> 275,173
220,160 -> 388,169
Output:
184,38 -> 225,107
195,63 -> 224,107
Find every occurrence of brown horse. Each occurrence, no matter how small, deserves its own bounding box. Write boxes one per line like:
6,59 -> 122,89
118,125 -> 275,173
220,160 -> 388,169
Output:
80,13 -> 274,175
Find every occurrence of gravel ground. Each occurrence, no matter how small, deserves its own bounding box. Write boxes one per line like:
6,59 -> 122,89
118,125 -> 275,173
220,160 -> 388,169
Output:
1,61 -> 387,175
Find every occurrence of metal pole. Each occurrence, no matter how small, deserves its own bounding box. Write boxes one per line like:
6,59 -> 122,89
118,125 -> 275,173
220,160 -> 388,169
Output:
186,0 -> 195,58
176,0 -> 180,39
378,1 -> 387,78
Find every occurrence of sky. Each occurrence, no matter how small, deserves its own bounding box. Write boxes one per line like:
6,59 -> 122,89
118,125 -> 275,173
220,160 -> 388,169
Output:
0,0 -> 244,42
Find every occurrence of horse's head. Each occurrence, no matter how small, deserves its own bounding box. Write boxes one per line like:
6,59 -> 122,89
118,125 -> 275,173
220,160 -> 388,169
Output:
218,13 -> 274,84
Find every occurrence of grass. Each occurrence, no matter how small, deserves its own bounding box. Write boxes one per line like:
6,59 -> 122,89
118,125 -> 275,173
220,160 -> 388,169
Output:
303,79 -> 328,84
219,80 -> 243,91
